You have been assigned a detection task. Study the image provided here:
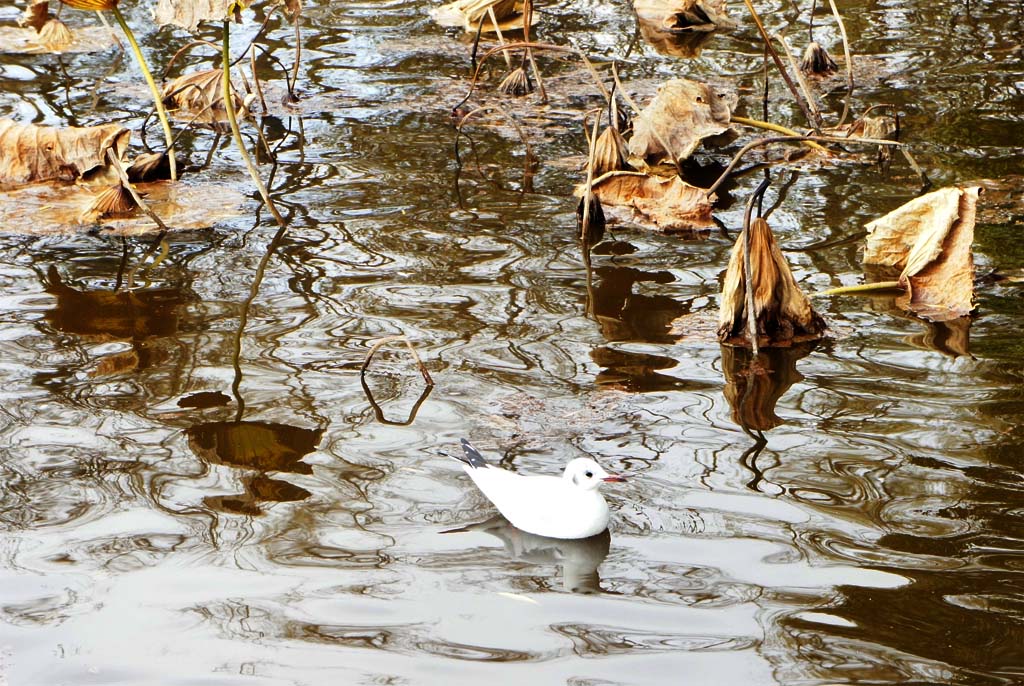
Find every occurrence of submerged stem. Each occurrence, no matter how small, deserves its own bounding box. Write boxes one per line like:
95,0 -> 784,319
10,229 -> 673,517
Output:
221,20 -> 287,228
112,6 -> 177,181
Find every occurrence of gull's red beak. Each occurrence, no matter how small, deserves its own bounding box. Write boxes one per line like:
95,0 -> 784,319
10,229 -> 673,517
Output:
602,475 -> 626,483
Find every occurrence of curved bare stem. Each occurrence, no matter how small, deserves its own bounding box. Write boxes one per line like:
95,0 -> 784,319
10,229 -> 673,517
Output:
111,6 -> 177,180
706,134 -> 903,197
221,19 -> 287,228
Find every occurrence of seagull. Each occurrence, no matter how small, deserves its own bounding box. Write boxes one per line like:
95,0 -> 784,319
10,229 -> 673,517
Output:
450,439 -> 625,539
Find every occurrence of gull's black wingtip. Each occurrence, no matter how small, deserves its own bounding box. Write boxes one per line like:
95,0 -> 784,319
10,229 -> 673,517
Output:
459,438 -> 489,469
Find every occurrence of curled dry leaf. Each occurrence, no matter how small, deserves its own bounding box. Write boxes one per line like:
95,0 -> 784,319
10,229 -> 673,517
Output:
127,152 -> 172,182
627,78 -> 735,165
154,0 -> 244,31
20,0 -> 50,31
591,126 -> 629,176
162,68 -> 245,118
37,18 -> 74,48
800,41 -> 838,75
80,183 -> 138,223
0,118 -> 129,186
633,0 -> 735,33
0,14 -> 112,55
863,186 -> 980,321
576,171 -> 716,233
638,21 -> 717,58
718,217 -> 826,346
60,0 -> 118,9
430,0 -> 523,32
498,67 -> 531,97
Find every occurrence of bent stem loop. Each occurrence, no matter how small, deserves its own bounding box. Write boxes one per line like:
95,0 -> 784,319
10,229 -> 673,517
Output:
221,19 -> 287,228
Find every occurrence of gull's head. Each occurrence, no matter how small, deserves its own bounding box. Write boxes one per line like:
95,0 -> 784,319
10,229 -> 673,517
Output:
563,458 -> 626,491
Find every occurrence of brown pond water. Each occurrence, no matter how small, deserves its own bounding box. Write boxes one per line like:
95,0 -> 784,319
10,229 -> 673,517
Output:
0,0 -> 1023,684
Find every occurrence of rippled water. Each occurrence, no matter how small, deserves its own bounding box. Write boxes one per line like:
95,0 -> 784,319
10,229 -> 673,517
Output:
0,0 -> 1022,684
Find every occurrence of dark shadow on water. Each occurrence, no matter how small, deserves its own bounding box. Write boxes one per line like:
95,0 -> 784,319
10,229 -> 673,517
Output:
187,421 -> 322,515
589,264 -> 691,343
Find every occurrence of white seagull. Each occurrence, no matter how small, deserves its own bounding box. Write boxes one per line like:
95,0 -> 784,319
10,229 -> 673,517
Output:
450,439 -> 625,539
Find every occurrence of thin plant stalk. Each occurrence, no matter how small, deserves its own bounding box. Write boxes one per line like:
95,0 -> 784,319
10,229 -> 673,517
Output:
741,178 -> 772,356
776,32 -> 822,128
706,134 -> 903,197
814,281 -> 902,296
521,0 -> 547,102
827,0 -> 854,126
741,0 -> 820,133
110,7 -> 176,181
731,116 -> 828,152
221,20 -> 287,228
487,6 -> 513,70
105,147 -> 169,232
580,108 -> 601,241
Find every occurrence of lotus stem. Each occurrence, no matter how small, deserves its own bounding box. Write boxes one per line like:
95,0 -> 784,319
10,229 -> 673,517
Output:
827,0 -> 854,127
706,134 -> 903,198
731,116 -> 828,152
221,19 -> 287,228
775,32 -> 822,128
741,0 -> 821,134
741,177 -> 772,356
814,281 -> 902,296
111,6 -> 177,181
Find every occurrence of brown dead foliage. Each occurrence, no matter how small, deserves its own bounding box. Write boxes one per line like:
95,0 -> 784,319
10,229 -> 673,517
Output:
162,69 -> 245,117
579,171 -> 716,232
430,0 -> 523,32
154,0 -> 242,31
0,180 -> 244,235
0,118 -> 129,187
80,183 -> 138,223
591,126 -> 629,176
20,0 -> 49,31
800,41 -> 838,75
37,18 -> 74,48
718,217 -> 826,346
633,0 -> 735,33
864,186 -> 979,321
627,78 -> 734,165
638,21 -> 716,58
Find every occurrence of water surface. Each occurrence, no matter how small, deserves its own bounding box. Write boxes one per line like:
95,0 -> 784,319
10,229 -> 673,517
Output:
0,1 -> 1022,684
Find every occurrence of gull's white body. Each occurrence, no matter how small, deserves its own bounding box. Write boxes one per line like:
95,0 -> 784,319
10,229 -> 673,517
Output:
454,440 -> 622,539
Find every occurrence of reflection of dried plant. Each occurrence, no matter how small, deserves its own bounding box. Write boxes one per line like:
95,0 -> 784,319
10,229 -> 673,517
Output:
498,67 -> 531,97
800,41 -> 838,75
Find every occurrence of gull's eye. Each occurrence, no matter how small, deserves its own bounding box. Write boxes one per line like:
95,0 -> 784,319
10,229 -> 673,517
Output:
585,470 -> 593,478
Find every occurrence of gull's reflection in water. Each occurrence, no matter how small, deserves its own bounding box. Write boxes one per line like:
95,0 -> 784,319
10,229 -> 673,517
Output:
444,515 -> 611,594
